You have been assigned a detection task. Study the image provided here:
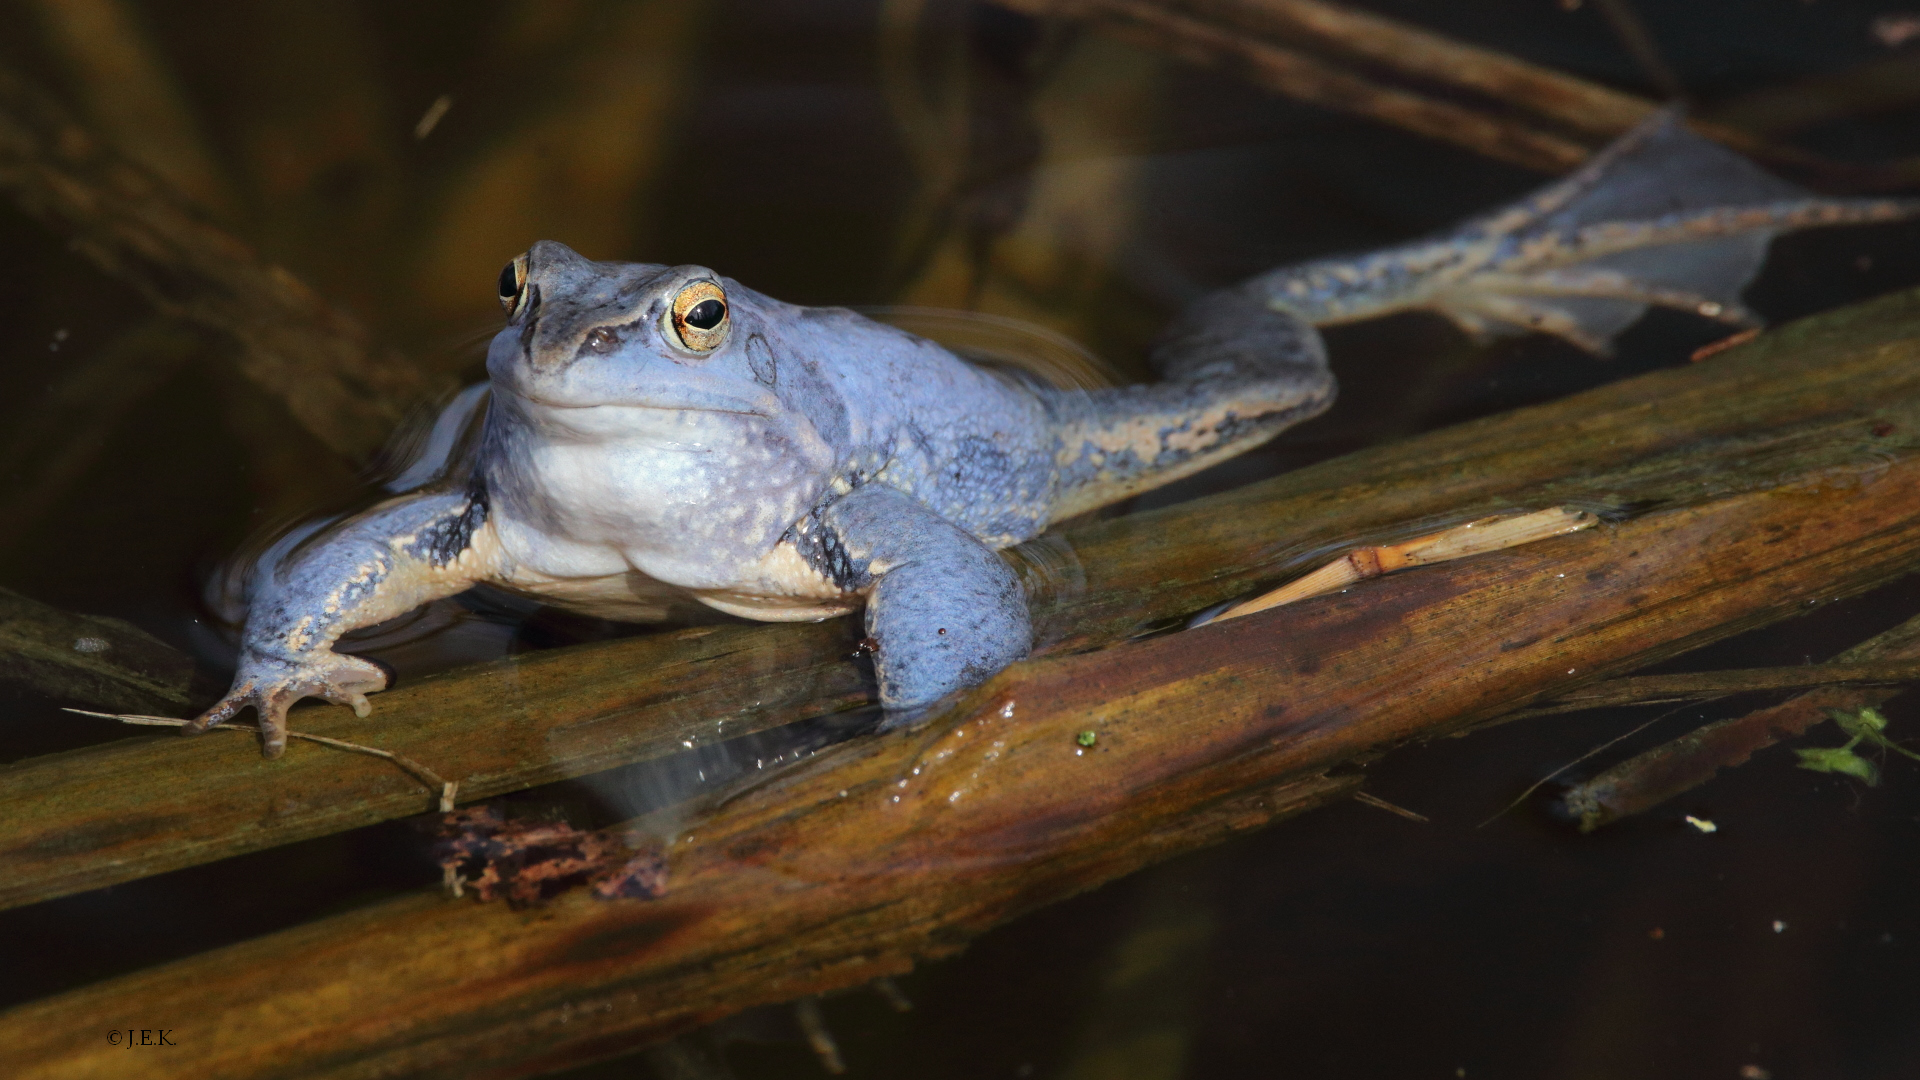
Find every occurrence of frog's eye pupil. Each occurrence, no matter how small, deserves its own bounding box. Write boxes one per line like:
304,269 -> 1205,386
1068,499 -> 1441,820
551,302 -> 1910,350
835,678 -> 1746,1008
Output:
667,279 -> 728,353
685,299 -> 726,330
498,263 -> 518,301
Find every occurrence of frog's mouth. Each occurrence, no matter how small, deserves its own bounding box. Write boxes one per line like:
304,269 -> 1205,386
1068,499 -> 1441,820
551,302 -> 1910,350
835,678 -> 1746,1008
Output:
524,397 -> 768,417
493,381 -> 772,419
490,385 -> 779,451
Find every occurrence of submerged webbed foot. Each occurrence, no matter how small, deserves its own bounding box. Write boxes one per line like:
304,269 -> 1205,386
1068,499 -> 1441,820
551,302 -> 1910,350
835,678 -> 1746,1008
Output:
1257,111 -> 1920,353
186,650 -> 389,758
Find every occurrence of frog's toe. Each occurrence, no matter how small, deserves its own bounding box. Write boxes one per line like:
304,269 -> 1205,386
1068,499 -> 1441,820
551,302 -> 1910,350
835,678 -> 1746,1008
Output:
310,655 -> 389,718
255,690 -> 296,758
184,686 -> 252,735
184,681 -> 292,758
192,652 -> 390,759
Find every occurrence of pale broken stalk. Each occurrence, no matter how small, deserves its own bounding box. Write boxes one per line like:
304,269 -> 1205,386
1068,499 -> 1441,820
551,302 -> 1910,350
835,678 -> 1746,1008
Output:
1214,507 -> 1598,622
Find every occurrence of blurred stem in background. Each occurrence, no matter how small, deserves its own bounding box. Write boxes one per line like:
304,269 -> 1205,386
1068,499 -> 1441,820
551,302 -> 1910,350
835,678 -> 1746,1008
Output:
881,0 -> 1163,356
408,0 -> 714,335
19,0 -> 236,216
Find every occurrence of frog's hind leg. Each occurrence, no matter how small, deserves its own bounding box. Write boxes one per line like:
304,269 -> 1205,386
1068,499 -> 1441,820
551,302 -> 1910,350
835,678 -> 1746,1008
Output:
1042,112 -> 1916,522
1044,288 -> 1338,520
1259,111 -> 1919,354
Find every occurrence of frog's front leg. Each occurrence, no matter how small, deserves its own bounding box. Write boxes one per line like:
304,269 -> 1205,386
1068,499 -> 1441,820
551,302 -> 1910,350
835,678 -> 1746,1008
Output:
189,490 -> 500,757
798,485 -> 1031,719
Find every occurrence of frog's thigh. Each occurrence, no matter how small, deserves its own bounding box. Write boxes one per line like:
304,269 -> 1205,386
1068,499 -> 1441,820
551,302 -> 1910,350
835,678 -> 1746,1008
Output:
821,486 -> 1031,715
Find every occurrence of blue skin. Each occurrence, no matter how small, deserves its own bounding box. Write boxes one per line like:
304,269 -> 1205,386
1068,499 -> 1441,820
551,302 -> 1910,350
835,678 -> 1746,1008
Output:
192,115 -> 1913,756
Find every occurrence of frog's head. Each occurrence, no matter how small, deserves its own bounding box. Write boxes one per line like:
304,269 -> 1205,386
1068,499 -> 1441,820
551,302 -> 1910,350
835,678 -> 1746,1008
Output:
485,240 -> 778,425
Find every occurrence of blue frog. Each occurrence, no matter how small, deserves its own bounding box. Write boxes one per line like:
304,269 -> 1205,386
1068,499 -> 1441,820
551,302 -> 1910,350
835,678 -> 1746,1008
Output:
193,115 -> 1913,756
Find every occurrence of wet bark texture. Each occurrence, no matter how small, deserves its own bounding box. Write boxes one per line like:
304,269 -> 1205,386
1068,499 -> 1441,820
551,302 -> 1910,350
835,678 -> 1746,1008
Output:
0,585 -> 193,716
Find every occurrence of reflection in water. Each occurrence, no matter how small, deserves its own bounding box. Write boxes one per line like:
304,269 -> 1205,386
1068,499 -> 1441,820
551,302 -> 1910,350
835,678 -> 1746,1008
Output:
570,705 -> 887,830
864,305 -> 1122,391
1006,532 -> 1089,652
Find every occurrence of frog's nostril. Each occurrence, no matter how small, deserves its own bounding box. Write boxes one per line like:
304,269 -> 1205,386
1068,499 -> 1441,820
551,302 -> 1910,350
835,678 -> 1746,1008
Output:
585,327 -> 621,353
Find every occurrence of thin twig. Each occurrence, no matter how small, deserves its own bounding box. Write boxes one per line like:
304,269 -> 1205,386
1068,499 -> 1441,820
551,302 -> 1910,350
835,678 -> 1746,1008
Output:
1497,658 -> 1920,722
1477,704 -> 1694,828
63,708 -> 459,812
1352,790 -> 1430,823
1690,327 -> 1761,362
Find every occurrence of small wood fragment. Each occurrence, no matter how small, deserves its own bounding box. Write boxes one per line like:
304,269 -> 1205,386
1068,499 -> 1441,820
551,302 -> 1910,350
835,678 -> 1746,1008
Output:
431,807 -> 667,907
871,976 -> 913,1012
1691,327 -> 1761,362
794,998 -> 846,1075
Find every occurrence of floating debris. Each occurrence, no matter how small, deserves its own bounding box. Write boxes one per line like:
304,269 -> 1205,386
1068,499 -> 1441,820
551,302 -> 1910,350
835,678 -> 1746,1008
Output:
1796,706 -> 1920,786
433,806 -> 666,907
412,94 -> 453,139
1872,14 -> 1920,48
1684,815 -> 1717,833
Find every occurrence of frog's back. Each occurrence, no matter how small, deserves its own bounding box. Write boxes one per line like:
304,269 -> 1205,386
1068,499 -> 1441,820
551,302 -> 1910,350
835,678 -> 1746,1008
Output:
748,296 -> 1062,547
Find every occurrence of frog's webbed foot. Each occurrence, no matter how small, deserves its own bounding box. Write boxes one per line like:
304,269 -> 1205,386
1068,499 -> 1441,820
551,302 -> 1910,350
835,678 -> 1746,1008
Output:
1260,111 -> 1919,353
186,650 -> 389,758
799,485 -> 1031,725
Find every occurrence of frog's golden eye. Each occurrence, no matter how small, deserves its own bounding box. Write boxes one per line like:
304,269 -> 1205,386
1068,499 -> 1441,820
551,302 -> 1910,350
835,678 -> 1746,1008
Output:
670,280 -> 729,352
498,254 -> 530,320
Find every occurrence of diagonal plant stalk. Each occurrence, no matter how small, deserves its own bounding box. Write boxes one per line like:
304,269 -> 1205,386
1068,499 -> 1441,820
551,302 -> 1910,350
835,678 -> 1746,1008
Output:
993,0 -> 1920,189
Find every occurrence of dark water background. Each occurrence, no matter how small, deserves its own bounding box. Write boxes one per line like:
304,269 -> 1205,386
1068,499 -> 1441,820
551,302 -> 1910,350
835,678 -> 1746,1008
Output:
4,1 -> 1920,1077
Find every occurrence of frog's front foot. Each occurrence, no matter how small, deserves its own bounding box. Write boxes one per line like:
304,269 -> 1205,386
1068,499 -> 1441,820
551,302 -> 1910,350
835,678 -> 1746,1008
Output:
187,651 -> 389,758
